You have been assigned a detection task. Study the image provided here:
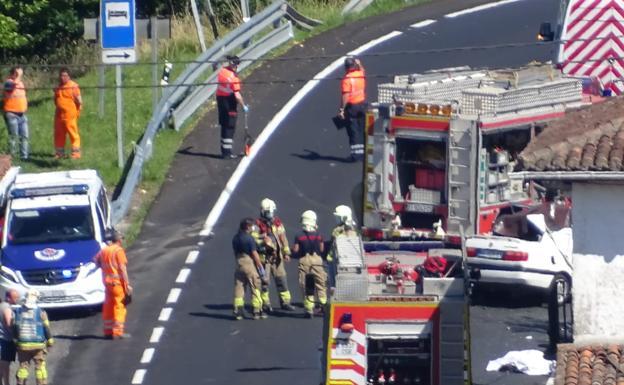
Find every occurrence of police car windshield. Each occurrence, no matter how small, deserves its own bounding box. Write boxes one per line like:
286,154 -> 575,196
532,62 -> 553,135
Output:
7,206 -> 95,245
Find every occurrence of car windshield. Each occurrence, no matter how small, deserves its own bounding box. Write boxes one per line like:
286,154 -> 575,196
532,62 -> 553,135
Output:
7,206 -> 95,245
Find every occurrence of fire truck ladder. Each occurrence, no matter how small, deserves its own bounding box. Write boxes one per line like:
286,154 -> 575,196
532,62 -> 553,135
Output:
446,119 -> 477,235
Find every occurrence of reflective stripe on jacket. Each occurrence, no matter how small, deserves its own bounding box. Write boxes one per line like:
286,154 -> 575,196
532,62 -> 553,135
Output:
96,244 -> 127,286
216,67 -> 241,97
14,307 -> 47,349
3,79 -> 27,113
54,80 -> 81,119
341,69 -> 366,104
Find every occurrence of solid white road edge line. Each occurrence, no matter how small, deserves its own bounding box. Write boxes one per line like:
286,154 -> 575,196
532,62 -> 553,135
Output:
131,369 -> 147,384
198,29 -> 403,237
149,327 -> 165,343
158,307 -> 173,322
185,250 -> 199,264
141,348 -> 156,364
166,288 -> 182,303
410,19 -> 436,28
445,0 -> 523,18
176,268 -> 191,283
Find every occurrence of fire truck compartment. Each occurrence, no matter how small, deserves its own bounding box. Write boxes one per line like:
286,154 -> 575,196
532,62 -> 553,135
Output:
367,322 -> 432,385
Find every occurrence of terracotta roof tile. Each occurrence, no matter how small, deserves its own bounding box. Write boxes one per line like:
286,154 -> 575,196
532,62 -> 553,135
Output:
519,97 -> 624,171
556,344 -> 624,385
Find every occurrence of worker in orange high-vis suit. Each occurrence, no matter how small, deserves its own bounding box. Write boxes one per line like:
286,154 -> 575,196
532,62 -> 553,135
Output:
53,67 -> 82,159
216,55 -> 248,159
338,57 -> 366,161
3,66 -> 29,159
93,230 -> 132,339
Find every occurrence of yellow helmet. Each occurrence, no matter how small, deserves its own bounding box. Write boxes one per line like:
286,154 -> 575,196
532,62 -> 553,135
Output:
301,210 -> 317,231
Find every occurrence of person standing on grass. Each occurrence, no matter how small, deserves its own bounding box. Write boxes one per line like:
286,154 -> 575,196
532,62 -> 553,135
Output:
53,67 -> 82,159
2,66 -> 29,160
0,290 -> 19,385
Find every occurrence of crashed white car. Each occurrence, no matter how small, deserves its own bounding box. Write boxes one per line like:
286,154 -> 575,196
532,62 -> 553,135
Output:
466,213 -> 573,292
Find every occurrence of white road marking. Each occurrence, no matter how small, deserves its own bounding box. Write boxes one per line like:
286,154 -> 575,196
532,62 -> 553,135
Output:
445,0 -> 523,18
185,250 -> 199,264
149,327 -> 165,343
166,288 -> 181,303
176,268 -> 191,283
131,369 -> 147,384
141,348 -> 155,364
410,19 -> 436,28
158,307 -> 173,321
198,30 -> 403,236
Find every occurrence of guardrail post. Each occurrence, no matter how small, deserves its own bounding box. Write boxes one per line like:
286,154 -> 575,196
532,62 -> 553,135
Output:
151,16 -> 159,114
115,65 -> 124,168
191,0 -> 208,52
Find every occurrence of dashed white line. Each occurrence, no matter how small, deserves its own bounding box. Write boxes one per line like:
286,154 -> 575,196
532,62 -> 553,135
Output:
176,268 -> 191,283
445,0 -> 523,18
149,327 -> 165,343
410,19 -> 436,28
140,348 -> 155,364
166,288 -> 182,303
131,369 -> 147,384
185,250 -> 199,264
158,307 -> 173,322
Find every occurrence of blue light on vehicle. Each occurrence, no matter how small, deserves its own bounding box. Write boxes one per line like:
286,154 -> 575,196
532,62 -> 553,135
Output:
10,184 -> 89,198
62,269 -> 72,278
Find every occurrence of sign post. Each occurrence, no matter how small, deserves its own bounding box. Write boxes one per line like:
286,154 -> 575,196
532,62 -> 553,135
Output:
101,0 -> 136,168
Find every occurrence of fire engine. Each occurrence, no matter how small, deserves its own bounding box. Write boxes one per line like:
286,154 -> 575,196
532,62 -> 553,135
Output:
321,235 -> 468,385
362,63 -> 584,240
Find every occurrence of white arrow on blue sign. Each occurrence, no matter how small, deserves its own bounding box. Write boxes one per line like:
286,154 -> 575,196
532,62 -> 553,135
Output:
101,0 -> 137,64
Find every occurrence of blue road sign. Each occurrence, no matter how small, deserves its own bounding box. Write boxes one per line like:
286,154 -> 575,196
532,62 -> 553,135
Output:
101,0 -> 137,63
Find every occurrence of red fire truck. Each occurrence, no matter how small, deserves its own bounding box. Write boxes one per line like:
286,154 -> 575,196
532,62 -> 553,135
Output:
362,64 -> 584,240
321,236 -> 468,385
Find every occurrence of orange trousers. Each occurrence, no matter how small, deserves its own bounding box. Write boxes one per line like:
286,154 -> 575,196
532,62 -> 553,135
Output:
103,284 -> 127,337
54,116 -> 80,156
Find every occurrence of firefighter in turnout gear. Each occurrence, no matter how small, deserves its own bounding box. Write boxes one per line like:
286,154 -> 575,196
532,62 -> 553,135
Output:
216,55 -> 248,159
292,210 -> 327,318
13,290 -> 53,385
339,57 -> 366,161
253,198 -> 295,312
327,205 -> 359,291
233,218 -> 267,320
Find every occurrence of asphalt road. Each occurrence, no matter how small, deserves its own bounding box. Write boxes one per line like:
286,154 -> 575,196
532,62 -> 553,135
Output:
49,1 -> 561,384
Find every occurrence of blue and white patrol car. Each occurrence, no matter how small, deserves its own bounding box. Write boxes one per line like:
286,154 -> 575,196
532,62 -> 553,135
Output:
0,169 -> 109,308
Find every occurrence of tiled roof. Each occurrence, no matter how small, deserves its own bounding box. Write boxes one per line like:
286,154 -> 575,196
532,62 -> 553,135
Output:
555,344 -> 624,385
518,97 -> 624,171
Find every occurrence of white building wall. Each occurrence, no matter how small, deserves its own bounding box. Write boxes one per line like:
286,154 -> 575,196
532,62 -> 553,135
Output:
572,182 -> 624,342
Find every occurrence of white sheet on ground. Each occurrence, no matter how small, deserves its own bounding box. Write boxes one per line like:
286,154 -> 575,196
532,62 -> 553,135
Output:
486,349 -> 555,376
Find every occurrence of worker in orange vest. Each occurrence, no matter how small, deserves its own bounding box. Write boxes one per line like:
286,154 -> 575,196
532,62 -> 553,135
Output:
216,55 -> 248,159
93,230 -> 133,339
53,67 -> 82,159
2,66 -> 29,160
338,57 -> 366,161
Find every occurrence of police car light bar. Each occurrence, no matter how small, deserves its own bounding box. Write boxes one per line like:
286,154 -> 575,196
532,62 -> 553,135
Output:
10,184 -> 89,198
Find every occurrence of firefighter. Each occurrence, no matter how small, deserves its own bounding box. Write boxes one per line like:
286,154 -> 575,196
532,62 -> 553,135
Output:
232,218 -> 267,320
3,66 -> 29,160
93,230 -> 132,339
13,290 -> 53,385
338,57 -> 366,161
53,67 -> 82,159
216,55 -> 248,159
292,210 -> 327,318
327,205 -> 359,291
253,198 -> 295,312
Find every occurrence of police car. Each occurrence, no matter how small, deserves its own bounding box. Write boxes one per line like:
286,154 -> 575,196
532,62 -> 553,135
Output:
0,169 -> 109,308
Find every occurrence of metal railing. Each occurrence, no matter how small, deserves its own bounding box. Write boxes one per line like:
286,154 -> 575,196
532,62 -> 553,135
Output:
110,1 -> 321,225
342,0 -> 375,15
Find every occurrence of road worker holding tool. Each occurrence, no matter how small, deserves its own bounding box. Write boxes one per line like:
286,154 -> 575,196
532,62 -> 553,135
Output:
233,218 -> 267,320
338,57 -> 366,161
292,210 -> 327,318
253,198 -> 295,313
216,55 -> 249,159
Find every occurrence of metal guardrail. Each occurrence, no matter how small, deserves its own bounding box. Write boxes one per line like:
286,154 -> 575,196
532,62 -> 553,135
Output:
342,0 -> 375,15
110,1 -> 320,225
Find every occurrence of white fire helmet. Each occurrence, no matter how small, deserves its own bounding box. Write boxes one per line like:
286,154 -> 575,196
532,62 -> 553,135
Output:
333,205 -> 353,225
260,198 -> 277,220
301,210 -> 318,231
24,289 -> 40,309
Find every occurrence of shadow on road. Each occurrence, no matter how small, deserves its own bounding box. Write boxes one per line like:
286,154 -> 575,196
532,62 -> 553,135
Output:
189,311 -> 235,321
291,149 -> 353,163
237,366 -> 317,372
471,286 -> 546,308
55,334 -> 108,341
178,146 -> 225,159
47,307 -> 99,321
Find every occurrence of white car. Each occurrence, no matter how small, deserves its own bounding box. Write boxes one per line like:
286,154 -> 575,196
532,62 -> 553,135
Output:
466,213 -> 573,293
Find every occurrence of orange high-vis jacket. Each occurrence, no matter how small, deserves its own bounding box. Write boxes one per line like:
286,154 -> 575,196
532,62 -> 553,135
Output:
341,69 -> 366,104
3,79 -> 27,113
54,80 -> 81,119
96,244 -> 128,287
216,67 -> 241,97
